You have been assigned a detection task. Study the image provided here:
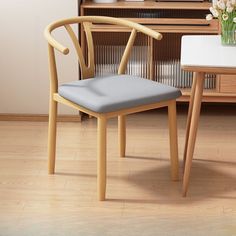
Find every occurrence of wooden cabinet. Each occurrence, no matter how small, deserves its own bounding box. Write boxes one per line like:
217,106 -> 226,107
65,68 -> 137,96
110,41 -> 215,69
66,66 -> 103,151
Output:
80,0 -> 236,103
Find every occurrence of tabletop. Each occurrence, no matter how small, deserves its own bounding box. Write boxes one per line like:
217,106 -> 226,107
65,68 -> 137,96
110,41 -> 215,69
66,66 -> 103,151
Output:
180,35 -> 236,72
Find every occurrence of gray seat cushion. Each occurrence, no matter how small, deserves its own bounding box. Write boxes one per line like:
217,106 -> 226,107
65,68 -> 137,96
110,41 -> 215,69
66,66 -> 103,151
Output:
58,75 -> 182,113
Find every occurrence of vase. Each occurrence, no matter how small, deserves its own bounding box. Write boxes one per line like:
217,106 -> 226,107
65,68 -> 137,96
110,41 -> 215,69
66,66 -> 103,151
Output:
221,29 -> 236,45
221,13 -> 236,46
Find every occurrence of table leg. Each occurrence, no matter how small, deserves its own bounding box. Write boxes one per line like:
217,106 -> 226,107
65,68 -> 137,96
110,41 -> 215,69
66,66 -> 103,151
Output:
182,72 -> 205,197
183,72 -> 197,169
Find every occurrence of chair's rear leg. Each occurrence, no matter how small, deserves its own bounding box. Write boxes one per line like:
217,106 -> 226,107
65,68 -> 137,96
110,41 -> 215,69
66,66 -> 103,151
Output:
97,116 -> 107,201
48,99 -> 58,174
118,115 -> 126,157
168,100 -> 179,181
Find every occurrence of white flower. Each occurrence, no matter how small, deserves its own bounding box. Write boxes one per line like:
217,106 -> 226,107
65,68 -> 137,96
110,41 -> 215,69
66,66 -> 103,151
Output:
226,0 -> 235,11
212,0 -> 217,7
209,6 -> 214,13
233,17 -> 236,23
226,1 -> 231,7
206,14 -> 213,20
210,7 -> 219,17
231,0 -> 236,6
217,0 -> 226,10
222,13 -> 229,21
226,6 -> 234,12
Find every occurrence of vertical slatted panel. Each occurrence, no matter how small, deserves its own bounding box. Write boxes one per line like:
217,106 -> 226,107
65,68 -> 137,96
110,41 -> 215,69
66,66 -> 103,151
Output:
153,33 -> 216,89
93,32 -> 149,78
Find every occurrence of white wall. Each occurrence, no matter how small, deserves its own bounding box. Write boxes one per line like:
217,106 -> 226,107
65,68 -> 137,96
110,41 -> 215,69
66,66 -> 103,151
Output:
0,0 -> 79,115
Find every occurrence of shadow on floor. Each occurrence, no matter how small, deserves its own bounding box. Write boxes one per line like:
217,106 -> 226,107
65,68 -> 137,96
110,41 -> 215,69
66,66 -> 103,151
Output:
57,155 -> 236,204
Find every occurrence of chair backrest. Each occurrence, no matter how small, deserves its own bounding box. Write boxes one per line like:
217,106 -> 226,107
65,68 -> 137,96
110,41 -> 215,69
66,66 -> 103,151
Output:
44,16 -> 162,93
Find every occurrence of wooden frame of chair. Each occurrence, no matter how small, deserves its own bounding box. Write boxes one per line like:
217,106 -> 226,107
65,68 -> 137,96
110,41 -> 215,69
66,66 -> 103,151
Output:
44,16 -> 179,201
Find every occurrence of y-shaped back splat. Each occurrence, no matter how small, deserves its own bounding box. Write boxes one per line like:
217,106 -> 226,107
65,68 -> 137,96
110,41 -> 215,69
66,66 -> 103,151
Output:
64,22 -> 95,79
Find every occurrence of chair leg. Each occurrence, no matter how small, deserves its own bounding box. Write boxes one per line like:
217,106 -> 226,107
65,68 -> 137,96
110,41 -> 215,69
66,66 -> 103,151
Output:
48,99 -> 58,174
168,100 -> 179,181
97,116 -> 107,201
118,115 -> 126,157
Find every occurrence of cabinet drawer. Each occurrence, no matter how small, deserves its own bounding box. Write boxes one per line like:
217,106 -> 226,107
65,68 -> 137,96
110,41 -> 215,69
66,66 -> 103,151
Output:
220,75 -> 236,93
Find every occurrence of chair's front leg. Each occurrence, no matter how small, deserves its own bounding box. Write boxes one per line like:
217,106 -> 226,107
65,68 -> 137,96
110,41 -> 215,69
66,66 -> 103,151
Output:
48,98 -> 58,174
97,116 -> 107,201
168,100 -> 179,181
118,115 -> 126,157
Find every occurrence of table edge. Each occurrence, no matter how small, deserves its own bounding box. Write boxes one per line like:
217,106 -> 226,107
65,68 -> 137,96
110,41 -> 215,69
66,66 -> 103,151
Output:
181,65 -> 236,74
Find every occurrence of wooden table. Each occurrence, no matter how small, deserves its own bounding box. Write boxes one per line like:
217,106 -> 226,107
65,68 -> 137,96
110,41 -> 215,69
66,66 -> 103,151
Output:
180,35 -> 236,196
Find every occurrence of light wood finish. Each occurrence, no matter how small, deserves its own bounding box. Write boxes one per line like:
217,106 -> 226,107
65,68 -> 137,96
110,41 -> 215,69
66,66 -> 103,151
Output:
220,75 -> 236,93
48,45 -> 58,175
54,93 -> 100,118
64,23 -> 95,79
182,66 -> 236,75
117,27 -> 136,151
118,115 -> 126,157
118,29 -> 137,75
215,75 -> 221,92
81,0 -> 212,10
54,93 -> 172,119
88,23 -> 219,34
148,37 -> 154,80
97,117 -> 107,201
168,100 -> 179,181
48,99 -> 57,174
45,16 -> 162,55
121,18 -> 214,26
0,114 -> 82,122
1,109 -> 236,235
183,72 -> 197,166
82,22 -> 95,79
183,72 -> 205,197
180,90 -> 236,103
101,100 -> 172,118
45,16 -> 180,201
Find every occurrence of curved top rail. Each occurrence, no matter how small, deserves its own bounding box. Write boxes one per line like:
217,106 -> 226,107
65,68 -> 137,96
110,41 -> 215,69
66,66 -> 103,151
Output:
44,16 -> 162,54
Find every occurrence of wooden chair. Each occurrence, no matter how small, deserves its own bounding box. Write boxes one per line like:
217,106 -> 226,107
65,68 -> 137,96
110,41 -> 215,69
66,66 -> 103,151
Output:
44,16 -> 181,201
